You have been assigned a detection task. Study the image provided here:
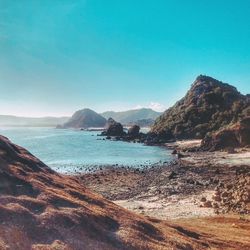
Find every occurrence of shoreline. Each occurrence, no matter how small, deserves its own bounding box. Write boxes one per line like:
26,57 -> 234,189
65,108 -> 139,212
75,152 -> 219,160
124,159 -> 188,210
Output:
78,140 -> 250,219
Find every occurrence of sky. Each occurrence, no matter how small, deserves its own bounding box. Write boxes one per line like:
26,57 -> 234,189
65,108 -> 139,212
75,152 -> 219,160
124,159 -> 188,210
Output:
0,0 -> 250,117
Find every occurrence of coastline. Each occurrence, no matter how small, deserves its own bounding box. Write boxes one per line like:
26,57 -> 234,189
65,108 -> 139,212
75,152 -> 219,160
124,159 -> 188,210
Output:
1,134 -> 249,249
78,140 -> 250,219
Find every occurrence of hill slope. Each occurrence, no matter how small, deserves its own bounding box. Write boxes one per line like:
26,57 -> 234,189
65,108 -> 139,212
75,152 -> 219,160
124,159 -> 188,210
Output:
0,135 -> 223,250
101,108 -> 161,125
59,108 -> 106,129
151,75 -> 250,140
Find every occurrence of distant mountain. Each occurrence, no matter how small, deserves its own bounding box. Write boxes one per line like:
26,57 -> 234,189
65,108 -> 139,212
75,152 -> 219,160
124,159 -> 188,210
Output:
59,108 -> 106,128
101,108 -> 161,125
151,75 -> 250,140
0,115 -> 69,127
127,118 -> 155,127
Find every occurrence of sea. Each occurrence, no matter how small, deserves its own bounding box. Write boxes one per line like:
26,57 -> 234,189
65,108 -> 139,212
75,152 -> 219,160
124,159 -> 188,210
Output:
0,127 -> 173,174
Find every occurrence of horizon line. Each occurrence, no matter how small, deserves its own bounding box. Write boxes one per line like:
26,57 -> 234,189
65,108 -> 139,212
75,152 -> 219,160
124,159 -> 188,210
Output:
0,107 -> 163,118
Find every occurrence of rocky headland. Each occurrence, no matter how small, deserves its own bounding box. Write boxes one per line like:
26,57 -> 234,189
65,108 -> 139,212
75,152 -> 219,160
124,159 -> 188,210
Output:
150,75 -> 250,148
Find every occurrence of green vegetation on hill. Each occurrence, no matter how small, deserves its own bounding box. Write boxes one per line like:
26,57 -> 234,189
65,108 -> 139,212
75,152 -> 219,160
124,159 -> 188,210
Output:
151,75 -> 250,140
101,108 -> 161,125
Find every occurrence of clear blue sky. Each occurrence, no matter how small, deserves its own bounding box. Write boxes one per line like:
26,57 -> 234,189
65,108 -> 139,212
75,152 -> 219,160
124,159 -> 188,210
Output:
0,0 -> 250,117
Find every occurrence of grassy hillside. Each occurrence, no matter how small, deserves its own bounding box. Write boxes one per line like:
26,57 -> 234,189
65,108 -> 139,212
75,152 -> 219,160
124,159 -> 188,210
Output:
101,108 -> 161,125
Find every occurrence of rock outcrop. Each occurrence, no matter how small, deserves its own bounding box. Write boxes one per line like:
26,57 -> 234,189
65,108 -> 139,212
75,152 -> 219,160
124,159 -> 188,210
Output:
128,125 -> 140,137
105,117 -> 116,128
201,117 -> 250,151
151,75 -> 250,141
58,108 -> 107,129
0,135 -> 213,249
101,121 -> 125,137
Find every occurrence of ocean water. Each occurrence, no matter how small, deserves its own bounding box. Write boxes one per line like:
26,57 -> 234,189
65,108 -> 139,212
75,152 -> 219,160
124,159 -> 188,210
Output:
0,127 -> 173,173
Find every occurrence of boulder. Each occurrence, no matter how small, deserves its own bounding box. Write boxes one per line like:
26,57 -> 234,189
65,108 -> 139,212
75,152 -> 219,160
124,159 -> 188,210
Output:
201,117 -> 250,151
105,117 -> 116,128
201,130 -> 239,151
128,125 -> 140,137
102,122 -> 125,137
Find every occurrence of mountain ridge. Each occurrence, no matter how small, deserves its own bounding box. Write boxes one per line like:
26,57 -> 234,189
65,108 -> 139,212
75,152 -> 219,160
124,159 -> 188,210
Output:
101,108 -> 161,125
0,108 -> 161,128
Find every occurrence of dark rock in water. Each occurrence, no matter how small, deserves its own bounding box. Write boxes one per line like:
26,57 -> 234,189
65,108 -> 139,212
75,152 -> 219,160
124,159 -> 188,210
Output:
102,121 -> 125,137
201,117 -> 250,151
105,117 -> 116,128
101,121 -> 148,144
128,125 -> 140,137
